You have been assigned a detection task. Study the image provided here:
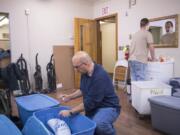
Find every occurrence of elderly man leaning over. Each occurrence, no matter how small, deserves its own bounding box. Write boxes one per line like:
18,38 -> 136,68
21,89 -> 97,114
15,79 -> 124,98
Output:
59,51 -> 120,135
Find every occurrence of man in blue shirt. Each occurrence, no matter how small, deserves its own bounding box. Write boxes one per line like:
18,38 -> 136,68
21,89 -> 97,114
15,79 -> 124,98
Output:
59,51 -> 120,135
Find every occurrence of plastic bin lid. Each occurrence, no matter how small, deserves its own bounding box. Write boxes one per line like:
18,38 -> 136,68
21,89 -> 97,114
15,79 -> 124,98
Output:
131,81 -> 171,89
0,115 -> 22,135
173,92 -> 180,97
148,60 -> 174,64
15,94 -> 59,111
170,77 -> 180,81
149,96 -> 180,111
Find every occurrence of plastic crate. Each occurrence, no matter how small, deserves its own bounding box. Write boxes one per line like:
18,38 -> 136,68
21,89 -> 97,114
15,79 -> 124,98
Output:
149,96 -> 180,135
22,106 -> 96,135
15,94 -> 59,124
0,115 -> 22,135
131,81 -> 171,114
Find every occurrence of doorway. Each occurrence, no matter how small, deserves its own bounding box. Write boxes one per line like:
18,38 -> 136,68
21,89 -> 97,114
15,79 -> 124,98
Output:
0,13 -> 11,69
74,14 -> 118,87
96,14 -> 118,75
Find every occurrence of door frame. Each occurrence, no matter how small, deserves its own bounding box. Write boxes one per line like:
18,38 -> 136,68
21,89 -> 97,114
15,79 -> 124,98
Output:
95,13 -> 118,64
74,18 -> 97,88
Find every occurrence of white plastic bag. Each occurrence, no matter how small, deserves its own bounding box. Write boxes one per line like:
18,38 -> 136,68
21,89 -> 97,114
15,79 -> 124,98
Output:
47,118 -> 71,135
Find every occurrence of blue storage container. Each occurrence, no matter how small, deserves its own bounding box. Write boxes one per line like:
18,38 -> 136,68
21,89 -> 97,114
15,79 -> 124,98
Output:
0,115 -> 22,135
15,94 -> 59,124
149,96 -> 180,135
22,106 -> 96,135
169,77 -> 180,93
170,77 -> 180,88
173,91 -> 180,97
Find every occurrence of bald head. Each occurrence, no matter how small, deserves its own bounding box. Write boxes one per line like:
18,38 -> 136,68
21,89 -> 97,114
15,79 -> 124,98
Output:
72,51 -> 93,64
72,51 -> 93,74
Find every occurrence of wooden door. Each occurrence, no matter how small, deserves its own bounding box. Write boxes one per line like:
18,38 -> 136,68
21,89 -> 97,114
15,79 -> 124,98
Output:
53,46 -> 74,90
74,18 -> 97,88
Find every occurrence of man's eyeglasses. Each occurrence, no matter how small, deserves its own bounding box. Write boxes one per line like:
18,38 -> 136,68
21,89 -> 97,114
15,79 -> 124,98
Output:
73,63 -> 84,69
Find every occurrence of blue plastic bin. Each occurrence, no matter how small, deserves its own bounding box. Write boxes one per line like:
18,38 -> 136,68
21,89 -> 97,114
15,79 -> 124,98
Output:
15,94 -> 59,124
0,115 -> 22,135
22,106 -> 96,135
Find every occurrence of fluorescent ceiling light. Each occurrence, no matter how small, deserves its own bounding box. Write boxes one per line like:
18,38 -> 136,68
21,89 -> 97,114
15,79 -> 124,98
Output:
0,17 -> 9,27
100,21 -> 106,24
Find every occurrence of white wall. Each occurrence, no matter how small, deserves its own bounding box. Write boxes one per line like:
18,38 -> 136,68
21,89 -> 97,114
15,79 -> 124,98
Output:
1,0 -> 180,84
93,0 -> 180,76
0,0 -> 93,87
101,22 -> 116,73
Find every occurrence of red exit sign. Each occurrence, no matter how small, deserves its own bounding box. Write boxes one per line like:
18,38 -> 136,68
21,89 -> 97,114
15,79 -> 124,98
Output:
102,6 -> 109,15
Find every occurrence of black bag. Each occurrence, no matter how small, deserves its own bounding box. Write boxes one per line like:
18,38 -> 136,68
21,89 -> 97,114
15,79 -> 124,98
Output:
46,54 -> 56,91
34,53 -> 43,91
0,89 -> 11,115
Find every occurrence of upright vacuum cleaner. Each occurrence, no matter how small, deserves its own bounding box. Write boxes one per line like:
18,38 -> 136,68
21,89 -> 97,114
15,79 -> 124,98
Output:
16,54 -> 31,95
34,53 -> 43,92
46,54 -> 56,92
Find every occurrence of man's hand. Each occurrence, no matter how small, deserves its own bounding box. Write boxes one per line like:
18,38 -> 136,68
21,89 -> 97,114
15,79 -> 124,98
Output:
58,94 -> 71,103
148,57 -> 153,61
148,57 -> 157,62
59,103 -> 84,117
58,90 -> 82,103
59,110 -> 72,117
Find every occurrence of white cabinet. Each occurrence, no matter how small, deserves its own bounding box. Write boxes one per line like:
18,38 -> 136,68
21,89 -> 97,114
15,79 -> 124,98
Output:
147,61 -> 174,83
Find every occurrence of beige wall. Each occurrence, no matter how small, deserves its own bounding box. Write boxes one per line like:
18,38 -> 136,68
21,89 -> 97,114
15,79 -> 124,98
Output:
0,0 -> 93,87
1,0 -> 180,81
101,22 -> 116,73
